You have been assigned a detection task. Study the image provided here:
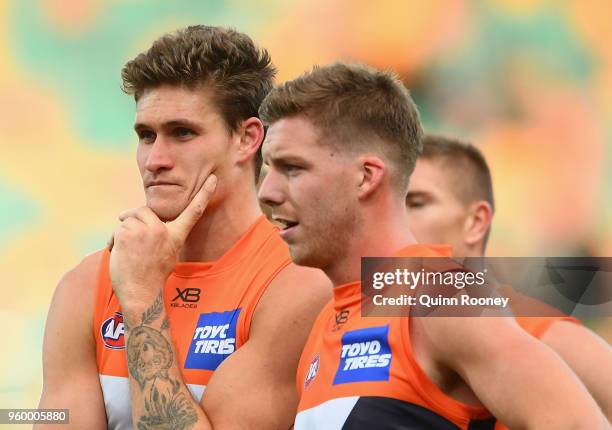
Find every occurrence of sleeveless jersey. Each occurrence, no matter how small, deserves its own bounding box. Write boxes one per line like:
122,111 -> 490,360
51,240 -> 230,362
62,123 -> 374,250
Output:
295,244 -> 496,430
94,216 -> 291,430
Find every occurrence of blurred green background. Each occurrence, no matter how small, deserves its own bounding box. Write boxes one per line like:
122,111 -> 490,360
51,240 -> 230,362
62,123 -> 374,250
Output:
1,0 -> 610,412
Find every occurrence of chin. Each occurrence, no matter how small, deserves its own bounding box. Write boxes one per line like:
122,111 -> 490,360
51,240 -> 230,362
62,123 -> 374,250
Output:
289,246 -> 327,269
147,202 -> 182,222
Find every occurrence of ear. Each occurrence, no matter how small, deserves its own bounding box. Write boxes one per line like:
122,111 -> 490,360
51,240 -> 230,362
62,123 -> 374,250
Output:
357,155 -> 386,200
235,117 -> 265,163
463,201 -> 493,249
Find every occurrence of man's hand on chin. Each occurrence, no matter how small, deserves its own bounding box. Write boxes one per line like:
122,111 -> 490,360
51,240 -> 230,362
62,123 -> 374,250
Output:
109,174 -> 217,310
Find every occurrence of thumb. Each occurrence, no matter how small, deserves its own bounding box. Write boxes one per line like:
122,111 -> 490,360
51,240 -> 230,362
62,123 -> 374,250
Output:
168,174 -> 217,245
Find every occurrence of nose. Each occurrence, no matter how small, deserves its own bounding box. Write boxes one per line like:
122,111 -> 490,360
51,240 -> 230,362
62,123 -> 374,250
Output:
258,168 -> 285,208
144,136 -> 174,173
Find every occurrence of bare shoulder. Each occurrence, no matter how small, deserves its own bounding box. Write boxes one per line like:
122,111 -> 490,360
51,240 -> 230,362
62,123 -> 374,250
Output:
48,250 -> 106,334
417,315 -> 528,366
544,319 -> 610,346
542,319 -> 612,357
58,250 -> 104,290
253,262 -> 332,328
247,262 -> 332,360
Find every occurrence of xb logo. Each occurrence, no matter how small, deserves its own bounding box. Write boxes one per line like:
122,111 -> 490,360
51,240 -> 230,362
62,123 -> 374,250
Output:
332,309 -> 350,331
170,288 -> 201,308
335,310 -> 349,325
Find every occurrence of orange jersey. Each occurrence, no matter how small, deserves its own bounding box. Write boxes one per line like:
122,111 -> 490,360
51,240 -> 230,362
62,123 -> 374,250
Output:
295,244 -> 496,430
94,216 -> 291,430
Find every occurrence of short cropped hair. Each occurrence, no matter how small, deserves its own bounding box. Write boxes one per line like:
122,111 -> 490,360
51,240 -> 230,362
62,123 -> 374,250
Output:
121,25 -> 276,180
420,134 -> 495,245
259,63 -> 424,192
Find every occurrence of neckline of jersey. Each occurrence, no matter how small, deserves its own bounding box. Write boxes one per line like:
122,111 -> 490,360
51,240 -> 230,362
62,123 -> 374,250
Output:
331,243 -> 453,311
171,215 -> 271,278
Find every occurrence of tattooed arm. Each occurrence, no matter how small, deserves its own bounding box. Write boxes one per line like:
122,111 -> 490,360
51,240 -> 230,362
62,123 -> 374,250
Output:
110,177 -> 218,430
122,294 -> 202,430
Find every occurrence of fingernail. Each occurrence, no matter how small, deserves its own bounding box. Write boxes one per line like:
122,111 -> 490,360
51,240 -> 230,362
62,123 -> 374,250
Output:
205,174 -> 217,192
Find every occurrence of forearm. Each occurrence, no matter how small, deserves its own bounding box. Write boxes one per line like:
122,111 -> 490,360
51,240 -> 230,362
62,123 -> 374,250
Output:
439,317 -> 609,430
473,344 -> 608,429
542,321 -> 612,423
123,292 -> 212,430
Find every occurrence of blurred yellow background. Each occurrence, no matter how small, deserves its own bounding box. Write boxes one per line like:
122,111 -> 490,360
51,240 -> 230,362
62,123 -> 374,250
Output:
1,0 -> 610,412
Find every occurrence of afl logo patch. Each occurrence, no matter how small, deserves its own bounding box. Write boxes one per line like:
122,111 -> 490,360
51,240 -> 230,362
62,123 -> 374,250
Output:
101,312 -> 125,350
304,353 -> 320,389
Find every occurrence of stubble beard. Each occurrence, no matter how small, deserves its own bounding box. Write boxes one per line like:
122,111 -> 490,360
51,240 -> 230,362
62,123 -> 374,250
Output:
288,222 -> 350,271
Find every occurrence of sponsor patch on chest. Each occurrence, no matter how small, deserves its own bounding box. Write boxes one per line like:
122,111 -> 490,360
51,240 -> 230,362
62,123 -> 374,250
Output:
333,325 -> 392,384
184,309 -> 241,370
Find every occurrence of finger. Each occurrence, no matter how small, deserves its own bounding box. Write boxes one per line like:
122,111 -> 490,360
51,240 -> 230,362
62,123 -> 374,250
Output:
118,206 -> 161,226
169,174 -> 217,244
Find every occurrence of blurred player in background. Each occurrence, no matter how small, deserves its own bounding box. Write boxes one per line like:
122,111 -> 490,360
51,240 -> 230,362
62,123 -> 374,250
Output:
406,134 -> 612,423
37,25 -> 330,429
258,62 -> 609,429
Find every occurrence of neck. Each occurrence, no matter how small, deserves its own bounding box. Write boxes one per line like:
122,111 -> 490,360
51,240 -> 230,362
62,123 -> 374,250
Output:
456,244 -> 485,259
180,178 -> 262,262
325,201 -> 417,286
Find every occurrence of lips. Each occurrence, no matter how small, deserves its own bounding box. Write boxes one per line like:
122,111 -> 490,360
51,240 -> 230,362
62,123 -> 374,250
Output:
272,216 -> 299,231
146,181 -> 178,188
145,181 -> 178,188
272,216 -> 299,240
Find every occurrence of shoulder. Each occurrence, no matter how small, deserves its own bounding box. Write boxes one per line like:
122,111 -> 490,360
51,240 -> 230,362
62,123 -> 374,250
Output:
250,263 -> 331,339
50,249 -> 106,326
417,316 -> 533,370
59,249 -> 105,287
259,263 -> 332,316
542,319 -> 610,354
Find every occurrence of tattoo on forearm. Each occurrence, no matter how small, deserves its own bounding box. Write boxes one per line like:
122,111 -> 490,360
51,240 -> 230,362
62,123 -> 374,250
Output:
141,292 -> 164,325
126,292 -> 198,429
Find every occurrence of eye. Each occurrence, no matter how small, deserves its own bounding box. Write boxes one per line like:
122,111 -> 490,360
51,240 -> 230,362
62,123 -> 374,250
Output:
137,130 -> 156,144
283,164 -> 303,175
406,199 -> 426,209
174,127 -> 195,140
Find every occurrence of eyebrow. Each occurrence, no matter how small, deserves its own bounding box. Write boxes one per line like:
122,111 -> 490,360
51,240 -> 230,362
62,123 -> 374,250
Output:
134,119 -> 201,132
406,190 -> 431,199
266,153 -> 311,166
